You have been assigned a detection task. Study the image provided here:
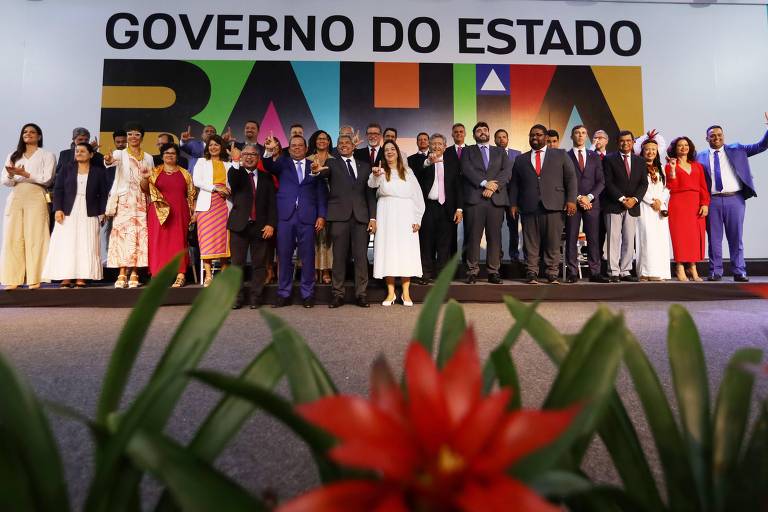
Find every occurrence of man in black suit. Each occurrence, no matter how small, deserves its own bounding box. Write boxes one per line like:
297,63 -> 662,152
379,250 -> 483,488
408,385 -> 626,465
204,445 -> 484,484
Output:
415,133 -> 463,285
565,125 -> 608,283
317,134 -> 377,308
153,133 -> 189,169
446,123 -> 467,258
461,121 -> 512,284
407,132 -> 430,173
353,123 -> 385,166
228,144 -> 277,309
603,130 -> 648,282
510,124 -> 578,284
57,127 -> 104,173
495,128 -> 523,262
233,120 -> 265,156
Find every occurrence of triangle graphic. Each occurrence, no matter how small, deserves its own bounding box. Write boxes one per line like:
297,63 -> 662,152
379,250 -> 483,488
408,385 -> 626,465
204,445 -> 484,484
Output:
563,106 -> 585,143
481,69 -> 506,92
259,101 -> 289,147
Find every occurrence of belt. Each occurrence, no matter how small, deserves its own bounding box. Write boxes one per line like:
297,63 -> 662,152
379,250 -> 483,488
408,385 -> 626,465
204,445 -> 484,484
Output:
712,192 -> 738,197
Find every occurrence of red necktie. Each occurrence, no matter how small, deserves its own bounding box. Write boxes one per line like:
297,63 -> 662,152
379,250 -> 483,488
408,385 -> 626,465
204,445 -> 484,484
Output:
577,150 -> 585,172
535,150 -> 542,176
249,171 -> 257,221
623,154 -> 631,177
370,147 -> 376,164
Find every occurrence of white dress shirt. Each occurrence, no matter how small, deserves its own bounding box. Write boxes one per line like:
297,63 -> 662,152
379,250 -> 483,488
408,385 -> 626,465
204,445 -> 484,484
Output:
708,147 -> 742,194
428,161 -> 442,200
343,157 -> 357,179
530,145 -> 547,168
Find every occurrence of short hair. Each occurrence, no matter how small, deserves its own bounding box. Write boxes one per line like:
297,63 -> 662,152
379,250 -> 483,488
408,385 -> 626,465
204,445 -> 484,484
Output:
72,127 -> 90,140
366,123 -> 382,133
616,130 -> 634,141
74,141 -> 94,154
571,125 -> 587,135
706,125 -> 723,135
123,122 -> 145,137
241,143 -> 261,157
244,120 -> 260,129
383,127 -> 398,137
494,129 -> 508,138
593,129 -> 608,139
416,131 -> 429,139
530,124 -> 548,134
159,142 -> 181,157
112,129 -> 127,140
289,123 -> 303,130
430,133 -> 447,145
289,135 -> 307,146
667,136 -> 697,159
157,132 -> 174,144
451,123 -> 465,131
472,121 -> 489,134
204,134 -> 229,161
339,124 -> 354,135
546,129 -> 560,139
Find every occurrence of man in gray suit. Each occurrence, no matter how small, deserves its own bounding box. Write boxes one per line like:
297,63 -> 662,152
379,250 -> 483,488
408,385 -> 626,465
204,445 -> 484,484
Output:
510,124 -> 578,284
461,121 -> 512,284
317,134 -> 377,308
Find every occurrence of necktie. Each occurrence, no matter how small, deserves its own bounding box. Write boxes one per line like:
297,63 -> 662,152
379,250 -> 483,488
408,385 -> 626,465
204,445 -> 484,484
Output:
480,145 -> 489,170
623,154 -> 630,177
600,152 -> 605,161
578,150 -> 585,171
535,150 -> 542,176
249,171 -> 257,221
713,150 -> 724,192
296,160 -> 303,184
370,147 -> 376,164
345,158 -> 355,181
437,163 -> 445,205
457,145 -> 462,159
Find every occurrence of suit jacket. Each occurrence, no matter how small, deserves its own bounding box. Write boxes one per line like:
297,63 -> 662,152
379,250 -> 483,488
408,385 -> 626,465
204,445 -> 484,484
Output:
418,158 -> 464,218
509,148 -> 578,214
567,149 -> 605,207
52,161 -> 109,217
153,153 -> 189,170
319,155 -> 376,223
461,144 -> 512,207
353,146 -> 385,166
696,129 -> 768,199
602,152 -> 649,216
262,154 -> 328,224
55,148 -> 104,191
227,167 -> 277,232
407,152 -> 429,174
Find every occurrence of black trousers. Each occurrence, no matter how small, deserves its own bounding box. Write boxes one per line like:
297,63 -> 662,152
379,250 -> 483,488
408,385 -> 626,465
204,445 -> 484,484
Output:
521,205 -> 565,278
465,200 -> 505,276
230,222 -> 269,304
419,200 -> 455,279
329,219 -> 370,299
504,208 -> 522,260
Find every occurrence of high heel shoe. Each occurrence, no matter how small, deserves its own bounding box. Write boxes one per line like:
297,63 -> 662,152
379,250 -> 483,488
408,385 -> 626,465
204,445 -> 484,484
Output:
381,296 -> 396,306
402,296 -> 414,307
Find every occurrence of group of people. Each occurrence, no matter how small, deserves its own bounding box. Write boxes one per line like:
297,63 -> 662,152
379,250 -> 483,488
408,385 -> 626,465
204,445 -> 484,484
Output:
2,114 -> 766,307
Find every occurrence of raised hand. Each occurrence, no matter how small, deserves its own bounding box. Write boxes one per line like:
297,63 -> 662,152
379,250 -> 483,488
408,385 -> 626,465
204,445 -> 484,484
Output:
139,164 -> 151,179
104,153 -> 115,166
371,165 -> 384,177
90,137 -> 101,151
180,125 -> 193,142
352,129 -> 361,147
228,144 -> 241,162
222,126 -> 233,143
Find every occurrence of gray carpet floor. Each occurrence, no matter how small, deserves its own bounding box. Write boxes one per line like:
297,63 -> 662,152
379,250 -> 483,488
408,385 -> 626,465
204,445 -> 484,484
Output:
2,300 -> 768,508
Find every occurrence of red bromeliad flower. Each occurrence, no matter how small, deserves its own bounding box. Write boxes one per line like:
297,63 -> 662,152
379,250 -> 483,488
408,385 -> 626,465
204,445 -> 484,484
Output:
278,328 -> 579,512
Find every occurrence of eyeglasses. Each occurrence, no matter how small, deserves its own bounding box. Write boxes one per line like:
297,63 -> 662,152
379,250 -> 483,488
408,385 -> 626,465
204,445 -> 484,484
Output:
366,131 -> 381,136
241,152 -> 258,157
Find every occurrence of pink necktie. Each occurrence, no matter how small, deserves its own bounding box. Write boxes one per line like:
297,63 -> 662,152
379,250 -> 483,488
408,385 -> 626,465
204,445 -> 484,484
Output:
457,146 -> 462,159
437,163 -> 445,204
623,154 -> 630,177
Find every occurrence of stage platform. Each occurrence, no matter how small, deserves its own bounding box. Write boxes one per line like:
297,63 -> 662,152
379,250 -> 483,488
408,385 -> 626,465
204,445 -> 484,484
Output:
1,277 -> 766,308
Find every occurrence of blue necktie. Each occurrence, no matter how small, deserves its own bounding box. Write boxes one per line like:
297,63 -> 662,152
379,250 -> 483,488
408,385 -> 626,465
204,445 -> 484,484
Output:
346,159 -> 356,181
296,160 -> 303,184
480,145 -> 489,170
713,150 -> 723,192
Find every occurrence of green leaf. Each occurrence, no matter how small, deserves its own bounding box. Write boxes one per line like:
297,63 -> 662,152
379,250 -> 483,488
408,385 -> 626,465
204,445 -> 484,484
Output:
126,430 -> 266,512
727,403 -> 768,511
489,347 -> 521,409
96,254 -> 180,424
85,267 -> 242,512
622,330 -> 699,512
712,347 -> 762,511
0,425 -> 36,511
0,351 -> 70,511
503,296 -> 570,363
667,304 -> 713,507
412,253 -> 459,353
527,470 -> 593,500
567,485 -> 647,512
436,299 -> 466,368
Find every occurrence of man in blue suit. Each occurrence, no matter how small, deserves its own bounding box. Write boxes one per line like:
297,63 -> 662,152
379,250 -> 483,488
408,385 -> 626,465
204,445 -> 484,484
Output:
262,135 -> 328,307
696,115 -> 768,282
565,125 -> 607,283
495,129 -> 523,262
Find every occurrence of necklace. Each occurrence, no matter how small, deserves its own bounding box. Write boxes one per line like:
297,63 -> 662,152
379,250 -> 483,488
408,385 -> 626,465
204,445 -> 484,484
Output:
127,147 -> 143,160
163,166 -> 177,175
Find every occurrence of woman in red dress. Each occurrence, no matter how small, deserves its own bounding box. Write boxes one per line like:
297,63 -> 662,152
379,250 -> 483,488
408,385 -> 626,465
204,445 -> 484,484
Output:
141,142 -> 196,287
665,136 -> 710,281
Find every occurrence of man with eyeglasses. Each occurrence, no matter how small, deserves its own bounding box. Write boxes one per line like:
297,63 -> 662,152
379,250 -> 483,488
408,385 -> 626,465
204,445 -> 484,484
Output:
354,123 -> 385,166
227,144 -> 277,309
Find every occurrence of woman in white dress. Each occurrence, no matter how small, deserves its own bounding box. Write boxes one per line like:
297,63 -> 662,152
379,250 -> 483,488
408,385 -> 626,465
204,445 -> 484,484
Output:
368,140 -> 425,306
635,137 -> 671,281
43,143 -> 110,287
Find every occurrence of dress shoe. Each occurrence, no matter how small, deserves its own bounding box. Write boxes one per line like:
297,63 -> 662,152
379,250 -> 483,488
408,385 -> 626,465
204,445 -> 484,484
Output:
525,272 -> 539,284
546,274 -> 560,285
708,274 -> 722,282
565,275 -> 579,284
609,275 -> 621,283
413,276 -> 431,286
488,274 -> 503,284
249,300 -> 261,310
620,275 -> 639,282
465,274 -> 477,284
329,296 -> 345,308
303,296 -> 315,308
734,274 -> 750,282
355,296 -> 370,308
232,301 -> 243,310
272,296 -> 291,308
589,275 -> 610,283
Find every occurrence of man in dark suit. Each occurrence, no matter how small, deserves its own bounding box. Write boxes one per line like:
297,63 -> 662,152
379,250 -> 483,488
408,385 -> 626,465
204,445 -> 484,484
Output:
696,116 -> 768,282
495,128 -> 522,262
153,133 -> 189,169
565,125 -> 607,283
603,130 -> 648,282
446,123 -> 467,258
317,134 -> 377,308
461,121 -> 512,284
407,132 -> 430,173
510,124 -> 578,284
262,135 -> 328,307
227,144 -> 277,309
414,133 -> 464,285
233,120 -> 265,156
353,123 -> 385,166
56,127 -> 104,173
